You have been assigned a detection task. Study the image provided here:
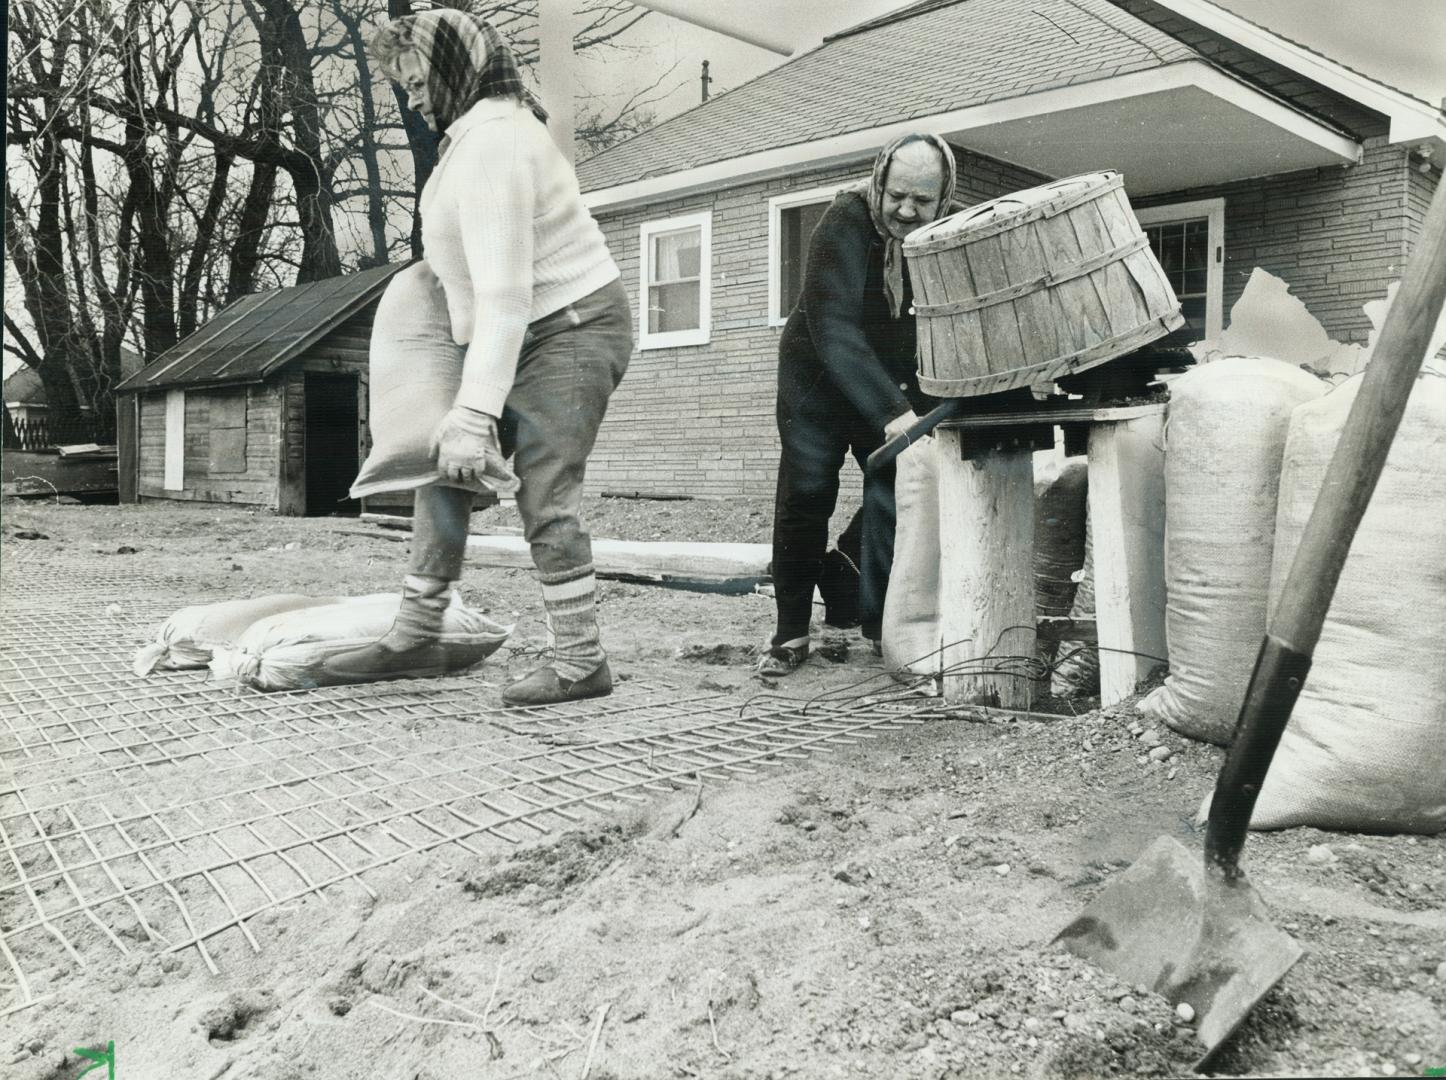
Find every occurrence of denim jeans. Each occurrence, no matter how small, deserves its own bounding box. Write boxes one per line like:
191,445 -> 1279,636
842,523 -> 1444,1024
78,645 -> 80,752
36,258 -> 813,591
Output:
497,278 -> 632,577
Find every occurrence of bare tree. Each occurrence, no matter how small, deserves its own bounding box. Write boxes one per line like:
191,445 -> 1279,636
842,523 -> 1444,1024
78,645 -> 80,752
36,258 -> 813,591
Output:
4,0 -> 662,428
5,3 -> 97,420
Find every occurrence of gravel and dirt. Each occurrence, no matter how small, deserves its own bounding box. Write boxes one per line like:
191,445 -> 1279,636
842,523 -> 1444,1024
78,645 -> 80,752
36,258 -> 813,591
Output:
2,497 -> 1443,1080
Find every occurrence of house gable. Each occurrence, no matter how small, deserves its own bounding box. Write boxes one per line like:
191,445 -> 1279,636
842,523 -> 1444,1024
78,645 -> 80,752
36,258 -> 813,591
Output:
580,0 -> 1378,212
1117,0 -> 1445,147
577,0 -> 1203,195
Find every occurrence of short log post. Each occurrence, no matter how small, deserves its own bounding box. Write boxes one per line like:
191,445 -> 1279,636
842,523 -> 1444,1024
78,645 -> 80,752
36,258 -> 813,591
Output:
1087,407 -> 1167,706
936,429 -> 1037,708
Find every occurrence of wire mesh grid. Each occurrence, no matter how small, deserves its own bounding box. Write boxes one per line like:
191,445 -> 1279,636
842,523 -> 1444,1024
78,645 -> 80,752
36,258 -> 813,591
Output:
0,545 -> 943,1016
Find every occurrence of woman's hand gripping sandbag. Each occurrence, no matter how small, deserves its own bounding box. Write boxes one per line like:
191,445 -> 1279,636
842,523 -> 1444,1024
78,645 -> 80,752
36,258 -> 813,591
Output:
433,405 -> 519,495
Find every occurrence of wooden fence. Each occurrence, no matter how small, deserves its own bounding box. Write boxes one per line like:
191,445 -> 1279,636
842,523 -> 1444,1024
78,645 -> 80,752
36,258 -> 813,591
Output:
2,412 -> 117,451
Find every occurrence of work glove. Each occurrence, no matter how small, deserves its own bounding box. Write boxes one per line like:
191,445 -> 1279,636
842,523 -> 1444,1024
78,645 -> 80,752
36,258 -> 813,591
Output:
431,405 -> 520,495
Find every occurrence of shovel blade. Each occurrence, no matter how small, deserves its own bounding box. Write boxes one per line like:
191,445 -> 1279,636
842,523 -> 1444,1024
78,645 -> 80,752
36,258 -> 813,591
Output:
1055,836 -> 1303,1064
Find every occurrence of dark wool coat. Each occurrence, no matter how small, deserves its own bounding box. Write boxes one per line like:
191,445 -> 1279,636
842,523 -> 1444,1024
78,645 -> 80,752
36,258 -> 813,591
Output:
776,190 -> 936,431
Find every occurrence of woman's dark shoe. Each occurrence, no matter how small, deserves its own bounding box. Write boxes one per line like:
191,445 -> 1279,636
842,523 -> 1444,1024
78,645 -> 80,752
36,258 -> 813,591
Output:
757,639 -> 810,677
818,549 -> 862,629
502,659 -> 613,707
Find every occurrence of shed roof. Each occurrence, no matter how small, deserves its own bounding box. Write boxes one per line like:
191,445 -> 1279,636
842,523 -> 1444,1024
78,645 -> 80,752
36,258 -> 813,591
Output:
4,366 -> 45,404
117,263 -> 406,393
575,0 -> 1202,193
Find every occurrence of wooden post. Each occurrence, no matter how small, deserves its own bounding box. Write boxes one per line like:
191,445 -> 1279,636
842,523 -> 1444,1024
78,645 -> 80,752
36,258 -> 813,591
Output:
116,393 -> 139,503
277,375 -> 306,516
936,429 -> 1036,708
1087,407 -> 1167,705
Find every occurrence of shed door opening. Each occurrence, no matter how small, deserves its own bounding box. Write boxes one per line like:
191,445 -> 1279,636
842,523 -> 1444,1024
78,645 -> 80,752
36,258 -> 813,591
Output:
303,372 -> 360,516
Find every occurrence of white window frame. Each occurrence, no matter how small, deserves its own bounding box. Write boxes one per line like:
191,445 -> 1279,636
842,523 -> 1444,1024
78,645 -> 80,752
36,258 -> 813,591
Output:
163,389 -> 185,491
1135,197 -> 1226,342
767,183 -> 844,326
638,211 -> 712,350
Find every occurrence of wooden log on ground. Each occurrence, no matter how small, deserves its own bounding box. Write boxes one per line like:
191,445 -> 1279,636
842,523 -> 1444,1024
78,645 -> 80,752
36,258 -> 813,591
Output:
464,534 -> 770,583
362,512 -> 523,537
937,431 -> 1037,708
359,514 -> 769,584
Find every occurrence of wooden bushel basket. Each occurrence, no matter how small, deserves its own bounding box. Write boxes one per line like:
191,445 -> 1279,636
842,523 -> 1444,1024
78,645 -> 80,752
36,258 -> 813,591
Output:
904,172 -> 1184,397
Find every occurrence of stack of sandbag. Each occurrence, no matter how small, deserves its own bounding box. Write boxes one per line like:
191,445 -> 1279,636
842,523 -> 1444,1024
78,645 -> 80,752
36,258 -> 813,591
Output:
1240,363 -> 1446,832
1138,357 -> 1326,743
211,592 -> 513,692
881,440 -> 943,677
133,594 -> 337,676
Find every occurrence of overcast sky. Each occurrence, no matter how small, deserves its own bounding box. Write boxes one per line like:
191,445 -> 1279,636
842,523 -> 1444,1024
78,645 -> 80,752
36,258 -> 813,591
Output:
582,0 -> 1446,123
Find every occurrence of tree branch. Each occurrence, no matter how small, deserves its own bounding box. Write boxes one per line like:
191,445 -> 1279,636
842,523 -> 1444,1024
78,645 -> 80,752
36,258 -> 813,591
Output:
3,313 -> 44,369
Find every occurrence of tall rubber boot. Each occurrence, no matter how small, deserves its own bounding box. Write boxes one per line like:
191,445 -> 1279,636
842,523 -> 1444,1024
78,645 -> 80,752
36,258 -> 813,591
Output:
818,509 -> 863,629
502,566 -> 612,706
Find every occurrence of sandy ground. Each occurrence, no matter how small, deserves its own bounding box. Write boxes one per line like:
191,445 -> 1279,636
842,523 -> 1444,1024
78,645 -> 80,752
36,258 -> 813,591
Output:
2,498 -> 1443,1080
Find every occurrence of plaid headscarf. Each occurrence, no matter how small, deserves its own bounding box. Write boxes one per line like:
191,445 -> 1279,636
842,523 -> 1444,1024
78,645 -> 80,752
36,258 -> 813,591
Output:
847,134 -> 957,318
380,9 -> 547,133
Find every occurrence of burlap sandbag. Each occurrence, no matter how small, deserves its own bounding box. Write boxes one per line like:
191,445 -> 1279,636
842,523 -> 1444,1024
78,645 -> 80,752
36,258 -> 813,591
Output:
1138,358 -> 1325,743
133,594 -> 338,676
881,439 -> 942,677
210,592 -> 513,692
1241,364 -> 1446,833
349,261 -> 493,500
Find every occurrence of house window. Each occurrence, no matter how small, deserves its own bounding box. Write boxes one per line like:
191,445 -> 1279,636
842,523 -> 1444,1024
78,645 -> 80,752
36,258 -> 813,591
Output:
1135,198 -> 1225,342
164,389 -> 185,491
638,211 -> 711,349
768,185 -> 839,325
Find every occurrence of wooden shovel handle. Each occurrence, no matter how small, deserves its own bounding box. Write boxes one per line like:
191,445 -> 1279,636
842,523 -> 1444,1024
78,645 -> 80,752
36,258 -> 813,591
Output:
866,399 -> 967,473
1206,172 -> 1446,877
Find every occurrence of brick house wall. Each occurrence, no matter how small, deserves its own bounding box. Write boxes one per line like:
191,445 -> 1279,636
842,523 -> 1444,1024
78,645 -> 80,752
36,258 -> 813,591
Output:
589,148 -> 1048,499
1135,131 -> 1427,348
1406,154 -> 1444,255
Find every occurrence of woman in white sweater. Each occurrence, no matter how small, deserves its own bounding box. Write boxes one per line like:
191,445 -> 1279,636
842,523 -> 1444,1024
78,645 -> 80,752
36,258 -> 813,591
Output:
328,10 -> 631,706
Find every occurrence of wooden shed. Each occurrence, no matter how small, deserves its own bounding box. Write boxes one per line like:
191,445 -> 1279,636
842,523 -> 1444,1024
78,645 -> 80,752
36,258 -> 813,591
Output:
115,264 -> 406,515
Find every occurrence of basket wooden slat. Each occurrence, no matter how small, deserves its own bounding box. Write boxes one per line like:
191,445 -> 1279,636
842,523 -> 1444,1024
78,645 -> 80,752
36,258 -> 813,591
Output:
906,172 -> 1184,398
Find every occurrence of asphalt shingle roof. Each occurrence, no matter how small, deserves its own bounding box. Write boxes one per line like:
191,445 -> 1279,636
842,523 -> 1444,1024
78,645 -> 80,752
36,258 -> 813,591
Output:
576,0 -> 1199,192
117,263 -> 406,393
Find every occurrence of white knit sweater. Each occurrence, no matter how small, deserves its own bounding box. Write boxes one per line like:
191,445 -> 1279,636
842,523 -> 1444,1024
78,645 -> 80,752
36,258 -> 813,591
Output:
420,98 -> 620,417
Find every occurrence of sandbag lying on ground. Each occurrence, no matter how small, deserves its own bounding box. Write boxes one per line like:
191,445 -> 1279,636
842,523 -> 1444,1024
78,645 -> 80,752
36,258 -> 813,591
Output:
133,594 -> 337,676
211,592 -> 513,692
1235,363 -> 1446,833
1139,357 -> 1325,744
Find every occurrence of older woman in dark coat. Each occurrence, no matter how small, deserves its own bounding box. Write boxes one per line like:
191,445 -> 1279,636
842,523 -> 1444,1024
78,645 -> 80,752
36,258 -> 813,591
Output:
761,134 -> 957,675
